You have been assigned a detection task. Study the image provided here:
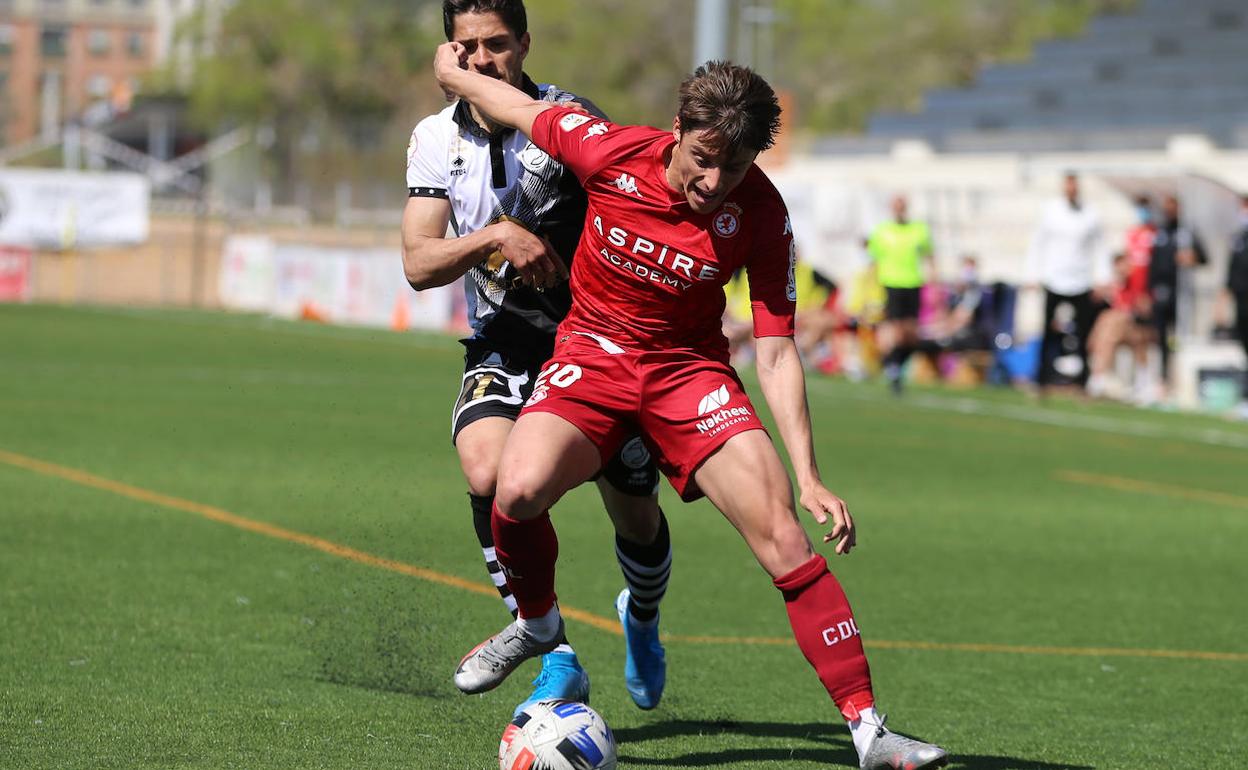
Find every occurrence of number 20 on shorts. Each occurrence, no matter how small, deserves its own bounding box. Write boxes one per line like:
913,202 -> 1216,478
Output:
534,362 -> 583,390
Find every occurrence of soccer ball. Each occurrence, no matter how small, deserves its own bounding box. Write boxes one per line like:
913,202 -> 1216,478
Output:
499,700 -> 616,770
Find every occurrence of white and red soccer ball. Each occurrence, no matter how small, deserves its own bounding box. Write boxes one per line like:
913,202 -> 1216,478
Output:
499,700 -> 616,770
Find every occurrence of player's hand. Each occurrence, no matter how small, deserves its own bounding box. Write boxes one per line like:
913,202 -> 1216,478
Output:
494,221 -> 568,290
433,42 -> 468,101
799,483 -> 856,556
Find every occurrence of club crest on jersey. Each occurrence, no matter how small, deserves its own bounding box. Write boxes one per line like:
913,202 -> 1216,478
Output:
714,202 -> 742,238
406,131 -> 419,166
560,112 -> 592,132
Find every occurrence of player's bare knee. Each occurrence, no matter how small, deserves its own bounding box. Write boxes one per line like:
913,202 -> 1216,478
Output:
494,471 -> 551,520
759,511 -> 814,575
459,456 -> 500,497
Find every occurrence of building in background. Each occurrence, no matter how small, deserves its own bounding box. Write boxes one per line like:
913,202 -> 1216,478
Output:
0,0 -> 228,148
0,0 -> 157,146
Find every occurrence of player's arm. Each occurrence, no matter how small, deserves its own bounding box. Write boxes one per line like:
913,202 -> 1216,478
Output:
433,42 -> 551,138
754,335 -> 855,555
402,196 -> 565,290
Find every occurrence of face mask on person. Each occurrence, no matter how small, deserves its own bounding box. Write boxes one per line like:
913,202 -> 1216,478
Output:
1136,205 -> 1153,225
960,267 -> 978,284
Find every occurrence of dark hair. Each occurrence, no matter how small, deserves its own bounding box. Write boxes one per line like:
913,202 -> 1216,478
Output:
1133,194 -> 1151,207
442,0 -> 527,41
677,61 -> 781,153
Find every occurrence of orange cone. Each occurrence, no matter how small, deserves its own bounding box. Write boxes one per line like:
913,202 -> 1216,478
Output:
391,292 -> 410,331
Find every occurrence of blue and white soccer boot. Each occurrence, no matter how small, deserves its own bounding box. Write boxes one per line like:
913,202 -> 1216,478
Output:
615,588 -> 666,709
512,651 -> 591,718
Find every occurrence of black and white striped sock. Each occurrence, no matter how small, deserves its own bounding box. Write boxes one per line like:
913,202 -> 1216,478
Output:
470,493 -> 573,653
615,508 -> 671,629
470,493 -> 519,617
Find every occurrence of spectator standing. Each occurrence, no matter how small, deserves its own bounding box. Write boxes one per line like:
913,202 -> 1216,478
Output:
1025,172 -> 1108,393
1218,194 -> 1248,418
867,194 -> 934,394
1148,194 -> 1208,401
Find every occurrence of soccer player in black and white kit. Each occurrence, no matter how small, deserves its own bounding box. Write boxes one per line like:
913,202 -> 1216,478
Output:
402,0 -> 670,715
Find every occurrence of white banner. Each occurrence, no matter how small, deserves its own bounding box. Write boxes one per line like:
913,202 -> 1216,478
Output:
0,169 -> 150,249
219,235 -> 456,331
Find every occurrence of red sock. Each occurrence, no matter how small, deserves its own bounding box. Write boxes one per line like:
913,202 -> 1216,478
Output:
491,503 -> 558,618
774,554 -> 875,720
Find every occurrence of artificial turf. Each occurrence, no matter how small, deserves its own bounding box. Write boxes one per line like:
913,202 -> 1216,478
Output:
2,304 -> 1245,769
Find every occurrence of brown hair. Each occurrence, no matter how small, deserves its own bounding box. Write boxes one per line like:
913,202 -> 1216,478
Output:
443,0 -> 527,40
677,61 -> 781,153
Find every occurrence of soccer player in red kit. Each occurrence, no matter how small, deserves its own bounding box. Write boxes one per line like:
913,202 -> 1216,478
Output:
434,42 -> 948,769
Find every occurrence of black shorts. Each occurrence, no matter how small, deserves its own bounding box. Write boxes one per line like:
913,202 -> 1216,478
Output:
884,287 -> 922,321
451,343 -> 658,497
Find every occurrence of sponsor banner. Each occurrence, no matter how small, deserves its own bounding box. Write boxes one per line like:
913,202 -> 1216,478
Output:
0,169 -> 149,249
218,235 -> 276,312
0,245 -> 32,302
218,237 -> 455,331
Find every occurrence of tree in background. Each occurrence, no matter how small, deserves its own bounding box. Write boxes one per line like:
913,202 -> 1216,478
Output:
174,0 -> 1135,214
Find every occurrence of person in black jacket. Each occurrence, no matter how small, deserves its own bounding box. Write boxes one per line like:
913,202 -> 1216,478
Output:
1147,194 -> 1207,397
1219,194 -> 1248,414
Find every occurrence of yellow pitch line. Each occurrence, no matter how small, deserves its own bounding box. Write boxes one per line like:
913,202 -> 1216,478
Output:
3,449 -> 1246,662
1056,469 -> 1248,511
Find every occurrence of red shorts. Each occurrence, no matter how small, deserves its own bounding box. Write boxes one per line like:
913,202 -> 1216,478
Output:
521,332 -> 768,501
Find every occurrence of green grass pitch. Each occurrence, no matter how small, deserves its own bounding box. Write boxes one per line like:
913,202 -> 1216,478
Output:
1,304 -> 1245,769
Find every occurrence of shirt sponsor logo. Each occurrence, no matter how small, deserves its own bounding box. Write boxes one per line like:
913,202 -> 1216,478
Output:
713,202 -> 742,238
583,122 -> 609,140
591,216 -> 723,291
518,142 -> 549,172
694,384 -> 754,435
610,173 -> 643,198
560,112 -> 592,132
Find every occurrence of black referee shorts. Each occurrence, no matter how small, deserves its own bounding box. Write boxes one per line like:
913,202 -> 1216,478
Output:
884,287 -> 922,321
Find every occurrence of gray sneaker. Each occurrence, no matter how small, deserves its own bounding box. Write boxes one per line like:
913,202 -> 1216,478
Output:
860,714 -> 948,770
453,619 -> 564,695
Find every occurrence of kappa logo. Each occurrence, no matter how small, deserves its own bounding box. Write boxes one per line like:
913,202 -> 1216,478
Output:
611,173 -> 643,198
714,202 -> 742,238
583,122 -> 609,140
697,384 -> 731,416
783,216 -> 792,235
559,112 -> 593,132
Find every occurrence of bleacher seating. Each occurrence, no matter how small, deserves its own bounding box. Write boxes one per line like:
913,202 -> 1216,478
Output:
857,0 -> 1248,153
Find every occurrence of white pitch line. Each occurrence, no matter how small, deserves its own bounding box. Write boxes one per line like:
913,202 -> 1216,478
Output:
813,384 -> 1248,451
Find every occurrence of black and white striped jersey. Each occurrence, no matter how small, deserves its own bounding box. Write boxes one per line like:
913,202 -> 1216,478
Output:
406,75 -> 604,361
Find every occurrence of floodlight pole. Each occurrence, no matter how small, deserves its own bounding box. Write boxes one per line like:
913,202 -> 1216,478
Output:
693,0 -> 730,69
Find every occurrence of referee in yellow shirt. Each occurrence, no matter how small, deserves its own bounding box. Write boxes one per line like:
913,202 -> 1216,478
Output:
867,194 -> 934,395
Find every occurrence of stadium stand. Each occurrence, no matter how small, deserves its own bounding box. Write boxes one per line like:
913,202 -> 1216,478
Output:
862,0 -> 1248,152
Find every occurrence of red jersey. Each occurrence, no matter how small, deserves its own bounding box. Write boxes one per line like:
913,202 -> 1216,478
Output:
1119,224 -> 1154,310
530,107 -> 796,361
